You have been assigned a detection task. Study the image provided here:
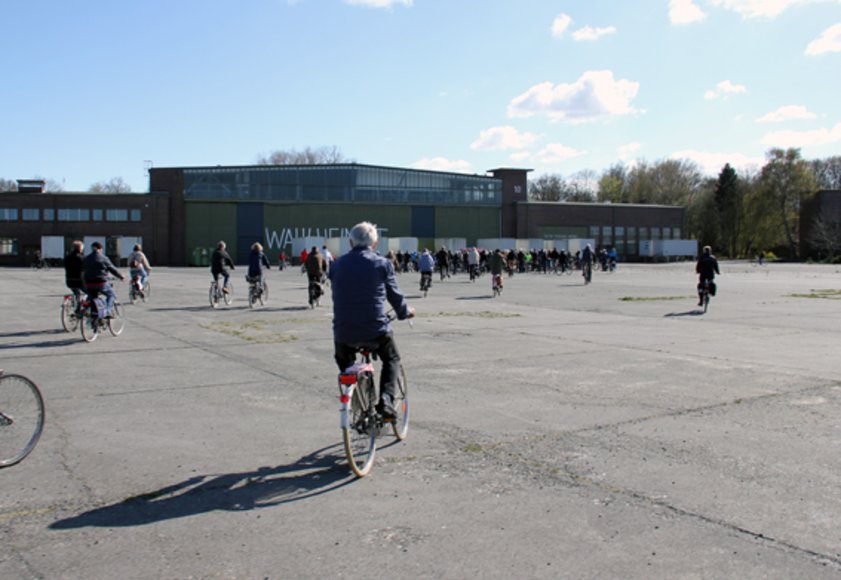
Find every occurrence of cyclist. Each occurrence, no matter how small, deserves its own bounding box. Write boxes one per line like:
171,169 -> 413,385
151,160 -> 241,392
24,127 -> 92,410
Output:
330,221 -> 415,420
696,245 -> 720,306
248,242 -> 271,291
418,248 -> 434,291
211,241 -> 235,292
83,241 -> 124,316
581,243 -> 594,283
435,246 -> 450,280
488,248 -> 505,292
127,243 -> 152,294
306,246 -> 326,303
64,240 -> 85,307
467,246 -> 480,280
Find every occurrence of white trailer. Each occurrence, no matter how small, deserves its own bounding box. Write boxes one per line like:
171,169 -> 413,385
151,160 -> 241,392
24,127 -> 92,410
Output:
40,236 -> 64,260
435,238 -> 466,252
477,238 -> 517,251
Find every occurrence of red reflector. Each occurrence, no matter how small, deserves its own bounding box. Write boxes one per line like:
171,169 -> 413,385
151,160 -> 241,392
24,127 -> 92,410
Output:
339,375 -> 356,385
340,394 -> 349,404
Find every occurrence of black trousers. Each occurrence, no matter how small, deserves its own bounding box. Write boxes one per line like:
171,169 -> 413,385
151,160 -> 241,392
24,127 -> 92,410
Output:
335,331 -> 401,400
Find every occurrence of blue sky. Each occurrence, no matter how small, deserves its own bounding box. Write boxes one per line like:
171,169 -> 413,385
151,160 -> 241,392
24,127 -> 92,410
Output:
2,0 -> 839,193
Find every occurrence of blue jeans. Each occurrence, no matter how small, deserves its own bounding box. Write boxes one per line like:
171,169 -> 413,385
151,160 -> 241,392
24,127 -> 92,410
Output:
130,268 -> 148,287
86,283 -> 116,316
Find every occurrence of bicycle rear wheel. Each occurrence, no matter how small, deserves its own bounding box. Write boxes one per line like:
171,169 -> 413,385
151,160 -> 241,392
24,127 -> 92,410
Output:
0,373 -> 46,467
60,297 -> 79,332
391,364 -> 409,441
342,380 -> 377,477
108,302 -> 125,336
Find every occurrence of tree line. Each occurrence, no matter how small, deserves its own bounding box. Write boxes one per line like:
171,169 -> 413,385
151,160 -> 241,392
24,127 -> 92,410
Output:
529,149 -> 841,260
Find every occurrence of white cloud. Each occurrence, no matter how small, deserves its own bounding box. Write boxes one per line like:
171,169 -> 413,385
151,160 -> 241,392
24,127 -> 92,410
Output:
342,0 -> 412,8
411,157 -> 473,173
470,126 -> 538,151
507,70 -> 642,124
509,151 -> 532,162
706,0 -> 840,19
551,13 -> 573,37
704,80 -> 747,100
806,22 -> 841,55
618,142 -> 642,161
572,25 -> 617,41
669,0 -> 707,24
760,122 -> 841,147
670,149 -> 763,175
756,105 -> 817,123
533,144 -> 586,164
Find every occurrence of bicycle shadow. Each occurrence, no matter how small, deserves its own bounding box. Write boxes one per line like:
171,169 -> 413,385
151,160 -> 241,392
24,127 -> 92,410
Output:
0,336 -> 82,350
0,328 -> 66,339
49,444 -> 354,529
455,295 -> 494,301
148,306 -> 223,313
664,309 -> 705,317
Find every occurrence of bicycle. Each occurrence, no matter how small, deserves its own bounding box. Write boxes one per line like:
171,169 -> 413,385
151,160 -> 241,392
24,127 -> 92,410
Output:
339,343 -> 409,478
308,277 -> 323,308
210,277 -> 233,308
583,262 -> 592,285
468,264 -> 479,283
492,273 -> 503,297
31,258 -> 50,271
129,273 -> 151,304
247,275 -> 268,308
80,293 -> 125,342
0,370 -> 45,467
60,291 -> 83,332
419,272 -> 432,297
700,279 -> 714,313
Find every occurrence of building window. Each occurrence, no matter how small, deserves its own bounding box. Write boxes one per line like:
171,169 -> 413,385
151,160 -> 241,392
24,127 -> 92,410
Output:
0,238 -> 18,255
0,208 -> 18,221
663,227 -> 672,239
92,209 -> 103,221
651,227 -> 661,240
673,227 -> 682,239
106,209 -> 128,221
58,208 -> 91,221
43,208 -> 55,221
22,208 -> 40,221
130,209 -> 141,222
639,227 -> 648,240
589,226 -> 599,238
602,225 -> 613,245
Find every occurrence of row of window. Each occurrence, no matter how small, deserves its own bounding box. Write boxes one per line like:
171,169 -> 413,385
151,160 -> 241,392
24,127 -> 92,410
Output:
0,208 -> 142,222
588,225 -> 682,242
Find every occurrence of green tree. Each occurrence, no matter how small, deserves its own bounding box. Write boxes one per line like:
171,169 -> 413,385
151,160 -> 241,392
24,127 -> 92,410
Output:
597,163 -> 627,203
685,179 -> 719,248
713,164 -> 742,258
758,148 -> 817,258
528,173 -> 563,201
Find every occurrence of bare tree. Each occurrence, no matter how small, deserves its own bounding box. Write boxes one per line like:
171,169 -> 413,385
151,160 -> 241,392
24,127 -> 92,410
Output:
809,213 -> 841,258
810,156 -> 841,190
89,177 -> 132,193
256,146 -> 351,165
0,178 -> 16,192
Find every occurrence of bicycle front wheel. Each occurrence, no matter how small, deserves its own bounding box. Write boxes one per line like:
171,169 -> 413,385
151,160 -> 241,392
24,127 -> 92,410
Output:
342,383 -> 377,477
248,286 -> 255,308
209,284 -> 219,308
0,373 -> 45,467
80,313 -> 99,343
223,281 -> 233,305
108,302 -> 125,336
143,281 -> 151,301
391,364 -> 409,441
260,281 -> 268,304
60,297 -> 79,333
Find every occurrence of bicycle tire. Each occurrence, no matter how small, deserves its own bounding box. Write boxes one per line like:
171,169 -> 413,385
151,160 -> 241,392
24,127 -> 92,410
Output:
129,286 -> 139,305
143,281 -> 151,302
80,312 -> 100,343
108,302 -> 125,336
209,284 -> 219,308
342,378 -> 377,477
223,281 -> 233,305
260,281 -> 267,305
0,373 -> 45,468
248,286 -> 255,308
60,297 -> 79,333
391,364 -> 409,441
704,292 -> 710,313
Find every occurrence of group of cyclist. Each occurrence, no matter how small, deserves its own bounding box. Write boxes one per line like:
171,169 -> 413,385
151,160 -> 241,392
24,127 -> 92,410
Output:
64,240 -> 153,317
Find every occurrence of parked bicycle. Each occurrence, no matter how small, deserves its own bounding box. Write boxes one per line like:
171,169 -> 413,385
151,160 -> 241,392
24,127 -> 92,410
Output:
247,275 -> 268,308
339,345 -> 409,478
129,273 -> 151,304
80,293 -> 125,342
0,370 -> 45,468
210,277 -> 233,308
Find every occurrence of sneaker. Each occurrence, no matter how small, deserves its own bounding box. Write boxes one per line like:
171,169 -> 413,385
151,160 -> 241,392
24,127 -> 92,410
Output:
222,287 -> 229,294
378,395 -> 398,420
697,300 -> 703,306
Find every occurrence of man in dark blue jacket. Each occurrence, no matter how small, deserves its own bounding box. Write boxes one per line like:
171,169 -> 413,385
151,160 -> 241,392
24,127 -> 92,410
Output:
330,221 -> 414,419
83,241 -> 124,315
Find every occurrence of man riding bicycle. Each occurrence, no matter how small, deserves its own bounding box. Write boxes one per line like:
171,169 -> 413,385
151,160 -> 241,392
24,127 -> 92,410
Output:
330,221 -> 415,420
696,245 -> 720,306
248,242 -> 271,289
83,241 -> 124,316
418,248 -> 434,291
211,241 -> 235,291
127,243 -> 152,294
64,240 -> 85,306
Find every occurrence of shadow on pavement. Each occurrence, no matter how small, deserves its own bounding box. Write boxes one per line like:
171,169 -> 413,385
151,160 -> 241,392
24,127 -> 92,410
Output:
0,328 -> 66,339
663,309 -> 705,317
49,444 -> 355,529
455,295 -> 493,301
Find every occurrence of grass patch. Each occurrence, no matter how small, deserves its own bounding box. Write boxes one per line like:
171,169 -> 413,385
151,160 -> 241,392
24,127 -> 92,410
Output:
788,289 -> 841,300
200,321 -> 299,344
619,295 -> 692,302
420,311 -> 521,319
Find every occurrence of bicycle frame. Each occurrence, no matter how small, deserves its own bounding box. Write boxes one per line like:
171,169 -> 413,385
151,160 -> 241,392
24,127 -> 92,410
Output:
338,357 -> 376,430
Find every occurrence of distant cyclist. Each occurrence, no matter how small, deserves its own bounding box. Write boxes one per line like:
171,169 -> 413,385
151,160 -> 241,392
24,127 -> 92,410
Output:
211,241 -> 235,292
488,249 -> 505,291
581,244 -> 594,284
64,240 -> 85,305
696,245 -> 720,306
418,248 -> 435,291
248,242 -> 271,289
127,244 -> 152,291
330,221 -> 415,419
